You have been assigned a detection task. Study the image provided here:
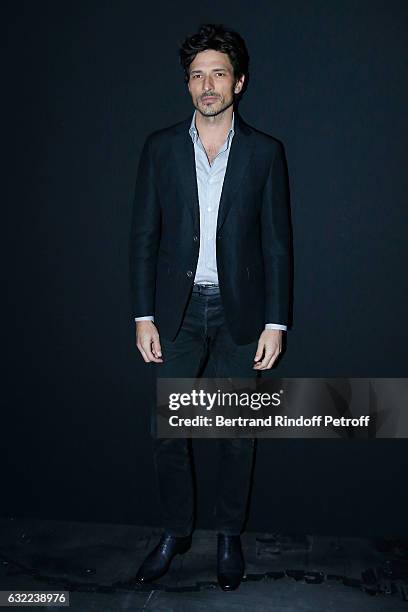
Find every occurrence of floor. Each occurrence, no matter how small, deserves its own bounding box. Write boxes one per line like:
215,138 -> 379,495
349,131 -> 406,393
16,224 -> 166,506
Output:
0,517 -> 407,610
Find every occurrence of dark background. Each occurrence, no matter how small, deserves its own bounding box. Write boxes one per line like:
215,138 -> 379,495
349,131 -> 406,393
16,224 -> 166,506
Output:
3,0 -> 407,535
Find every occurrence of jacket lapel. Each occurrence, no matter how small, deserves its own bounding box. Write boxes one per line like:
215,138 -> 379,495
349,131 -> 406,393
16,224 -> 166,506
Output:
174,119 -> 200,231
216,113 -> 254,233
174,111 -> 254,234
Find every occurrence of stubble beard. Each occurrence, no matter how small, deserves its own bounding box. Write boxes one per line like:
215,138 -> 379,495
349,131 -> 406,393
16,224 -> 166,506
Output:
195,92 -> 235,118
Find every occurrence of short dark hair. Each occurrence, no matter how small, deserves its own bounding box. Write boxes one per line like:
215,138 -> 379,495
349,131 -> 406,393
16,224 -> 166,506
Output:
179,23 -> 250,103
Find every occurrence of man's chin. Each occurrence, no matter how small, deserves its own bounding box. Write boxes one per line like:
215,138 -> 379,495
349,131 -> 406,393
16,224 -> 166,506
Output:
199,109 -> 219,117
197,103 -> 227,117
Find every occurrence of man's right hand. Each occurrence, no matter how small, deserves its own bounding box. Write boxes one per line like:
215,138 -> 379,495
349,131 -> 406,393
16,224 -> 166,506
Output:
135,321 -> 163,363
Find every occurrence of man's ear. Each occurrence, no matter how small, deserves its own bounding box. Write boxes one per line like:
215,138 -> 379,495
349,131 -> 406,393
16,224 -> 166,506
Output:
234,74 -> 245,94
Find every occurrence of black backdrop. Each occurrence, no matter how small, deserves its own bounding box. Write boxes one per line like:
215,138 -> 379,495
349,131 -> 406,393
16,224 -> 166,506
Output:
3,0 -> 407,535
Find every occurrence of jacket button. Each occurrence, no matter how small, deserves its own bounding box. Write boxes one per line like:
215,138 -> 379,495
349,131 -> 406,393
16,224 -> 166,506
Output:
186,270 -> 193,277
193,235 -> 198,242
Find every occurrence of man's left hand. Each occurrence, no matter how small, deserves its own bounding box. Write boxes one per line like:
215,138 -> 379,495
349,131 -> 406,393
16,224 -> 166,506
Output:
253,329 -> 283,370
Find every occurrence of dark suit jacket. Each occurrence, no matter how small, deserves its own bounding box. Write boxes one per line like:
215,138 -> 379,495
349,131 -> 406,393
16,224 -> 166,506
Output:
129,111 -> 292,345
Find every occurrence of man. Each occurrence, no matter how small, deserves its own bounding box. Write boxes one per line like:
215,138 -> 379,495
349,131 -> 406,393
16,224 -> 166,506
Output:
129,23 -> 292,591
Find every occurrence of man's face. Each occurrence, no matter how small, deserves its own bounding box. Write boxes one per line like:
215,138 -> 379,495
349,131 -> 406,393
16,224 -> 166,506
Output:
187,49 -> 245,117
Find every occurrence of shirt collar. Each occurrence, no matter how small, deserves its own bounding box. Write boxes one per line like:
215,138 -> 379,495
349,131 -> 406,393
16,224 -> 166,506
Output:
189,109 -> 235,145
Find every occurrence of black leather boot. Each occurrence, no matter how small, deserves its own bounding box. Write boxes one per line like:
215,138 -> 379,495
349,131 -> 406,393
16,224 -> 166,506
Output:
217,533 -> 245,591
135,533 -> 192,584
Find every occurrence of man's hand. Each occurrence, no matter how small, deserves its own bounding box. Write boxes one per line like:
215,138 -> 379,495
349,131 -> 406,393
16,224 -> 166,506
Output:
253,329 -> 282,370
136,321 -> 163,363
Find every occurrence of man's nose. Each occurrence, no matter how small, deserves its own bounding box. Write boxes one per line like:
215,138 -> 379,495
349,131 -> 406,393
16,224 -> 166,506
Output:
202,75 -> 214,90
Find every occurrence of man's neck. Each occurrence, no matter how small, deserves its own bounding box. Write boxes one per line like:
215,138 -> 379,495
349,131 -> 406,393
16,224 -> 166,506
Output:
194,107 -> 233,143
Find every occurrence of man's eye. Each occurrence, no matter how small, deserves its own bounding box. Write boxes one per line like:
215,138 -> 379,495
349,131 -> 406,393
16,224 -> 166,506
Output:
216,73 -> 225,77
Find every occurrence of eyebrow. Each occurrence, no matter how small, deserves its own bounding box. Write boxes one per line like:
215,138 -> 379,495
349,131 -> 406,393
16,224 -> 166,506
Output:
190,67 -> 230,74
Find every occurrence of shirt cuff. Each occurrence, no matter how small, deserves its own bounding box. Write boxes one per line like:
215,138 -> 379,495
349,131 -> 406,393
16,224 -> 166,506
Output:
265,323 -> 287,331
135,316 -> 154,322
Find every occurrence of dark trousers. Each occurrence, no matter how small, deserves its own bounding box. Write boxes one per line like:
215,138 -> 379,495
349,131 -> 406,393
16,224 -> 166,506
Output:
151,284 -> 259,537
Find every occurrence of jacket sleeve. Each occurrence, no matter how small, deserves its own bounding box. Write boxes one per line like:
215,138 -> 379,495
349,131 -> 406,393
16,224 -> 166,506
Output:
260,141 -> 292,326
128,135 -> 161,319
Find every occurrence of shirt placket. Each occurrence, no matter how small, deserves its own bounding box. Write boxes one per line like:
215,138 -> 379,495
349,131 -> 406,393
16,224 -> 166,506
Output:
206,154 -> 216,274
193,126 -> 233,284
